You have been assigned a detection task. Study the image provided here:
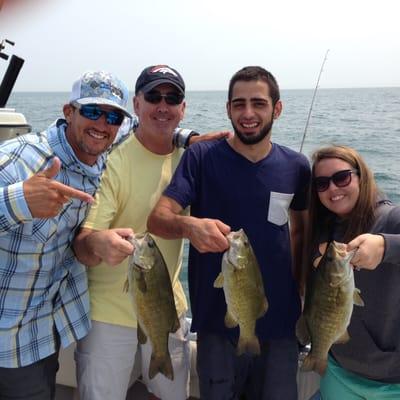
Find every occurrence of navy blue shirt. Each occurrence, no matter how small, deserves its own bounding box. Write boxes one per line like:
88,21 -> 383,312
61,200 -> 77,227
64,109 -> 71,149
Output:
164,139 -> 311,341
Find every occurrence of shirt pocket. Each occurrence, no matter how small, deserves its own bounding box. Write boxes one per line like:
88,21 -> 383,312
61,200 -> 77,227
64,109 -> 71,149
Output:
267,192 -> 294,226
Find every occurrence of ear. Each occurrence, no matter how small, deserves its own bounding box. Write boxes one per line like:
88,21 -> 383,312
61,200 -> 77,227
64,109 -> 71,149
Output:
179,100 -> 186,121
226,101 -> 232,120
273,100 -> 282,119
63,104 -> 74,123
133,96 -> 139,115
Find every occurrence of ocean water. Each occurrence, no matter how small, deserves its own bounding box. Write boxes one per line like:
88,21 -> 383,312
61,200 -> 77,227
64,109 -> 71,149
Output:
8,87 -> 400,203
7,88 -> 400,299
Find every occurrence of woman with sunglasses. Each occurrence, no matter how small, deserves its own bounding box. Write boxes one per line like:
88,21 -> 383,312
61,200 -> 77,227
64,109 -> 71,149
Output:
307,145 -> 400,399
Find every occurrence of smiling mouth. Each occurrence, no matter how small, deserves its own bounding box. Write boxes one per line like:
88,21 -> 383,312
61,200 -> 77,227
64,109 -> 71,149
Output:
87,129 -> 108,140
153,115 -> 171,123
240,122 -> 259,129
331,194 -> 345,201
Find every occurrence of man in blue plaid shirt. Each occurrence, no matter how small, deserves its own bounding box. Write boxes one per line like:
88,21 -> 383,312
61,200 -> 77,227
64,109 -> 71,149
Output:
0,70 -> 133,399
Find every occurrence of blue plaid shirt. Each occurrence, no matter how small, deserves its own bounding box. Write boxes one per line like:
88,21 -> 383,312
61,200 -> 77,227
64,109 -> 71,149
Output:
0,115 -> 194,368
0,119 -> 108,368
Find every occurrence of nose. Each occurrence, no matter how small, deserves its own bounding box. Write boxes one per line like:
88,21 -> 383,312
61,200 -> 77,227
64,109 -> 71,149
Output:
94,114 -> 109,130
156,99 -> 169,112
242,103 -> 255,118
327,179 -> 341,191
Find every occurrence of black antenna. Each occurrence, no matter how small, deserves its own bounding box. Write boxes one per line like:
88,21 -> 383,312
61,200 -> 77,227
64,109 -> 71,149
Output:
299,49 -> 329,153
0,39 -> 25,107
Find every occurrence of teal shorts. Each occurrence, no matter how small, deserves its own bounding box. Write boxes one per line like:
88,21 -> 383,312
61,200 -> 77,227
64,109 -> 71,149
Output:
320,355 -> 400,400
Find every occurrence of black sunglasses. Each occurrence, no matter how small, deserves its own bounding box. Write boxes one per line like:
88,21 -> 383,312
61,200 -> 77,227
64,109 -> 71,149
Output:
313,169 -> 359,192
143,91 -> 184,106
72,102 -> 125,126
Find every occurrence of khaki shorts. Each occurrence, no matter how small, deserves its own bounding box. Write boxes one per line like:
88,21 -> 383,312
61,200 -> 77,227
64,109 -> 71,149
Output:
75,318 -> 190,400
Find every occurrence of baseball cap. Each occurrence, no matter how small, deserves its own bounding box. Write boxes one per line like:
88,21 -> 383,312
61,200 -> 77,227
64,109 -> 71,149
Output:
70,71 -> 132,118
135,65 -> 185,95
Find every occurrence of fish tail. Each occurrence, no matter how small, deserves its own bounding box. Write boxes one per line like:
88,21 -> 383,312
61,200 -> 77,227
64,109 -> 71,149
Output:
237,335 -> 261,356
149,353 -> 174,381
301,354 -> 327,375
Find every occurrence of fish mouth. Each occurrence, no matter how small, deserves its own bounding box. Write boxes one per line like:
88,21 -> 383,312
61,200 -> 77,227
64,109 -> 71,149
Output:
228,254 -> 246,269
325,241 -> 355,286
133,262 -> 151,272
328,262 -> 353,287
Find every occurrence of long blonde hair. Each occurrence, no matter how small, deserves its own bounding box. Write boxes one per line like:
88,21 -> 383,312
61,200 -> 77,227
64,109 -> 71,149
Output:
309,145 -> 378,247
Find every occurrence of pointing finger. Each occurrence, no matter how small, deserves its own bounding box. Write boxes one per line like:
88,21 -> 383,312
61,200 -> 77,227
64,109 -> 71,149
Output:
52,181 -> 94,203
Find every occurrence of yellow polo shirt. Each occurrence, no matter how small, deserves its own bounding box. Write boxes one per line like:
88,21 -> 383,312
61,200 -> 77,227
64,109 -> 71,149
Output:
82,133 -> 187,328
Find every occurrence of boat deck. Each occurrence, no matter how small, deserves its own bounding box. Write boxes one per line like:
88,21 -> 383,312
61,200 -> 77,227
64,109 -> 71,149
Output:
55,343 -> 320,400
55,380 -> 187,400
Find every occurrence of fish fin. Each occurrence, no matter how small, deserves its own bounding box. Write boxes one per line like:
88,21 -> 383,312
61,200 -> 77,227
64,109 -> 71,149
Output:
224,311 -> 238,328
353,288 -> 365,307
137,323 -> 147,345
123,279 -> 129,293
149,353 -> 174,381
301,354 -> 327,375
335,330 -> 350,344
213,272 -> 224,288
255,296 -> 269,319
296,315 -> 311,345
237,335 -> 261,356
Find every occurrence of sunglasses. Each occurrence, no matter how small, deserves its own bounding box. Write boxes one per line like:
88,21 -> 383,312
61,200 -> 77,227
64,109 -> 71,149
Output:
72,102 -> 125,126
313,169 -> 359,192
143,91 -> 184,105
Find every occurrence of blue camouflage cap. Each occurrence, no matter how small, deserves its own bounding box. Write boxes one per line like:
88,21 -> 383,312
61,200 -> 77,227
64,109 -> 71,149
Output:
70,70 -> 132,118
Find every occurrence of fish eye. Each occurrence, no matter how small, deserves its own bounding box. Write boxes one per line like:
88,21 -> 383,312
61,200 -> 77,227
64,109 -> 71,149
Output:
147,239 -> 154,248
243,240 -> 249,247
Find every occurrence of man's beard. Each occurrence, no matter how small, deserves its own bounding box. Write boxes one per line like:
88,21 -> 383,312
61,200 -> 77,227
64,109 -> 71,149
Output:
232,116 -> 274,145
78,139 -> 108,157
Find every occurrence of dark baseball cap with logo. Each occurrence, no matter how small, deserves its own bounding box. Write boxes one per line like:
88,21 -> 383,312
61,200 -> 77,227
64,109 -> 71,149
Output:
135,65 -> 185,95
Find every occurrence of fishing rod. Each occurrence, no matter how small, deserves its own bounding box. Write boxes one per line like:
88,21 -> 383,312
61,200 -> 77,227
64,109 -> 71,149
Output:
299,49 -> 329,153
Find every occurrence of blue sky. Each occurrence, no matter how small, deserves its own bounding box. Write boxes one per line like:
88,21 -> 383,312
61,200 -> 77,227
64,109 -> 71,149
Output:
1,0 -> 399,91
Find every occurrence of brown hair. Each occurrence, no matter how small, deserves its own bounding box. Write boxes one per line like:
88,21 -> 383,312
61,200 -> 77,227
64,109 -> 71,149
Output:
308,145 -> 379,250
228,66 -> 280,106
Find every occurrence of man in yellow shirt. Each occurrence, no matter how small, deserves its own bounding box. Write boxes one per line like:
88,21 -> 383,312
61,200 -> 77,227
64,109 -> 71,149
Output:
73,65 -> 195,400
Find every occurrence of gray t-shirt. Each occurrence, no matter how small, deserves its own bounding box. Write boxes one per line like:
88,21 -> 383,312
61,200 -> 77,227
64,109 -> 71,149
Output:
331,200 -> 400,382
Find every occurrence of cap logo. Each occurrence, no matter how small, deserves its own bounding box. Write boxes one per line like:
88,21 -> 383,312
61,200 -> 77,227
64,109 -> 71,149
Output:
150,66 -> 178,77
83,77 -> 124,101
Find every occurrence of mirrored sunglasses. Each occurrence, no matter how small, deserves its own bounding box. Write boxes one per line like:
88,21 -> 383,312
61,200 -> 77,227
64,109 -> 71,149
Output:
72,102 -> 125,126
143,91 -> 184,105
313,169 -> 359,192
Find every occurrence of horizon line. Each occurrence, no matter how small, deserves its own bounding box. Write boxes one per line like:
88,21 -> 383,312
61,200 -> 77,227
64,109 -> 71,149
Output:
11,85 -> 400,93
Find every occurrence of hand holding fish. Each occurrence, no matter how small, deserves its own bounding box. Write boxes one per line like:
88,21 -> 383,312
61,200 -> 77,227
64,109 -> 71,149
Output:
86,228 -> 135,266
347,233 -> 385,270
184,217 -> 231,253
23,157 -> 94,218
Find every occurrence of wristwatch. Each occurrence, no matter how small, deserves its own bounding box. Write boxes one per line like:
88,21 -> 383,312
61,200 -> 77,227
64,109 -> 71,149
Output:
173,129 -> 200,149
